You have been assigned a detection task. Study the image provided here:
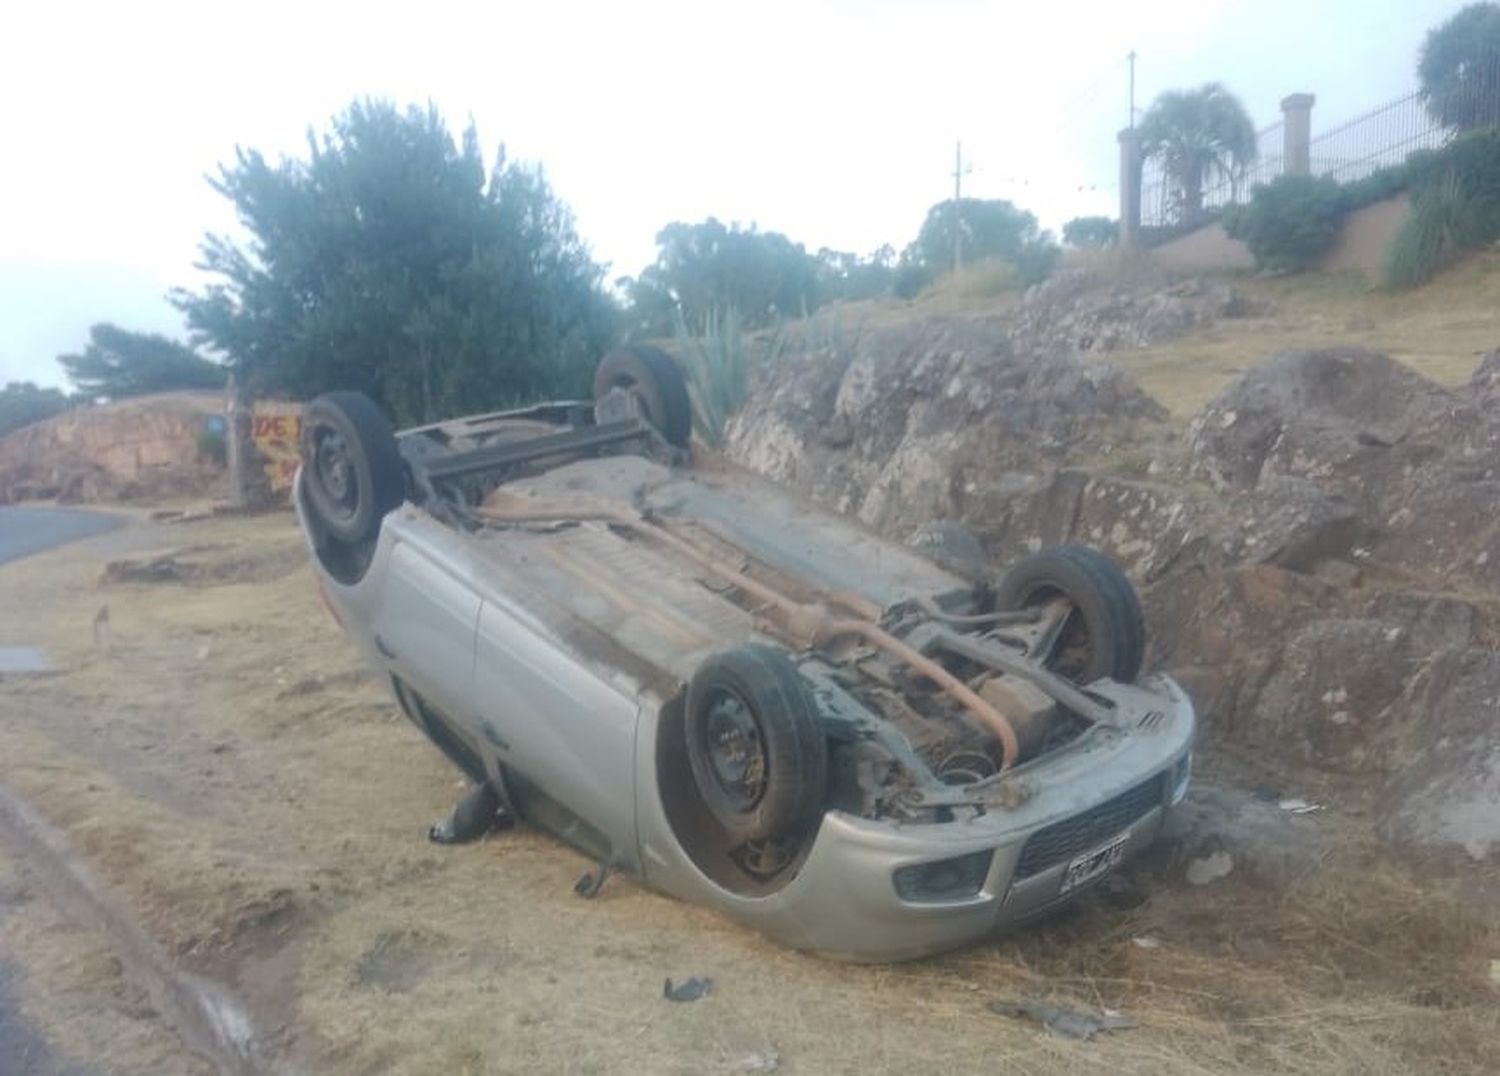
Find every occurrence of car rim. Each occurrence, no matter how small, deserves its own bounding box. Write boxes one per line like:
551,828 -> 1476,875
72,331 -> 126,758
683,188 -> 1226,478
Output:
312,425 -> 360,522
701,687 -> 767,815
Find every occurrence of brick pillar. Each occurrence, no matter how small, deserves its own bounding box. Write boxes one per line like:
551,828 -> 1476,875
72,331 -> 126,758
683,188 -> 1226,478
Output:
1281,93 -> 1316,176
1118,127 -> 1142,249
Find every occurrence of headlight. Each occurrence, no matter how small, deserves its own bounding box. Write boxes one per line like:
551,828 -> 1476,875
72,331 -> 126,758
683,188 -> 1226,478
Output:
893,850 -> 993,903
1169,752 -> 1192,806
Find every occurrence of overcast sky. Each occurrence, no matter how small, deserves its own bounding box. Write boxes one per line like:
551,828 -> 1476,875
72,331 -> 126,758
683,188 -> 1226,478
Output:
0,0 -> 1460,387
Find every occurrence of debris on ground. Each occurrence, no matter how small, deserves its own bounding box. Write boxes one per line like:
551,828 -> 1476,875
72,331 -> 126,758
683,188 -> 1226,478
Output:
573,862 -> 614,899
736,1049 -> 780,1072
1278,797 -> 1324,814
1131,936 -> 1163,950
987,998 -> 1137,1040
1185,849 -> 1235,887
663,977 -> 713,1002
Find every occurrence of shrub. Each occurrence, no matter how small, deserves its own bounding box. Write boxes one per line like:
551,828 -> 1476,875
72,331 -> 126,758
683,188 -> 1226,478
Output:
1062,216 -> 1117,248
1341,164 -> 1412,209
1385,129 -> 1500,287
1223,174 -> 1348,272
892,260 -> 933,300
1013,237 -> 1062,285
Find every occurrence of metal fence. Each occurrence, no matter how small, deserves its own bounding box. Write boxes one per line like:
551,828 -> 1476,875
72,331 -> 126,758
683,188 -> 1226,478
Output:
1139,48 -> 1499,228
1306,89 -> 1450,183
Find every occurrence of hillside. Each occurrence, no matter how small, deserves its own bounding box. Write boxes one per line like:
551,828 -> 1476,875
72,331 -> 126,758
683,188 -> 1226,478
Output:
829,249 -> 1500,415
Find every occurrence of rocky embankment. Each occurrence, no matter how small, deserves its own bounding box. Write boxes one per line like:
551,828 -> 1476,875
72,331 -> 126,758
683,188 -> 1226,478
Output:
0,392 -> 225,504
727,271 -> 1500,861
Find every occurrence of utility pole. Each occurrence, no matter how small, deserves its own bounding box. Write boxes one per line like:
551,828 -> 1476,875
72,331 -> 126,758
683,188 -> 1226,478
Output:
1128,50 -> 1137,129
951,140 -> 971,273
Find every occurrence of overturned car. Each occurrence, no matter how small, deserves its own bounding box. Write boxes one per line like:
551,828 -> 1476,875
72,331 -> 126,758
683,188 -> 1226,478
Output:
294,346 -> 1194,961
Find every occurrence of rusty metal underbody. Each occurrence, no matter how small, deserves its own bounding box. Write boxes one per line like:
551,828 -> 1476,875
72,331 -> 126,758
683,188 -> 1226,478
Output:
464,456 -> 1115,780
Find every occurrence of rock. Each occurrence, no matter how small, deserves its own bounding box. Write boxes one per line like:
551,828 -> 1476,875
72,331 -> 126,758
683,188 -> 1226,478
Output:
906,521 -> 990,579
1247,618 -> 1426,774
1189,347 -> 1456,495
1376,650 -> 1500,860
1237,475 -> 1359,572
726,316 -> 1167,536
1161,784 -> 1323,887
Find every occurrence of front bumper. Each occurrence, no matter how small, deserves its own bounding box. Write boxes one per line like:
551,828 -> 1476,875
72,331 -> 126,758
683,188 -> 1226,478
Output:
641,675 -> 1195,962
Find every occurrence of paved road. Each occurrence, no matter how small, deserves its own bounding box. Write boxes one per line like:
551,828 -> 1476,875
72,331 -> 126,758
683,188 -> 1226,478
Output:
0,506 -> 123,568
2,505 -> 123,1075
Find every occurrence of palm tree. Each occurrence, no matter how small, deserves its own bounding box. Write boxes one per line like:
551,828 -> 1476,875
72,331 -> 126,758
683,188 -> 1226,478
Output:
1138,82 -> 1257,222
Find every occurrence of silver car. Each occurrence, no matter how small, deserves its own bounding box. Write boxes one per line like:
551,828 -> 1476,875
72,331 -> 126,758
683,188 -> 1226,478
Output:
294,346 -> 1194,962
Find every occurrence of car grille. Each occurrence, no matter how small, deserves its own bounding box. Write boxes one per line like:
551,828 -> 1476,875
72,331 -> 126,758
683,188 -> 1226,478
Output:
1013,775 -> 1164,880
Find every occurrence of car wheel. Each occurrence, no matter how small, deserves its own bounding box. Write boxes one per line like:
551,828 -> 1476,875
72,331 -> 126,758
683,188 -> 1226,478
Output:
994,545 -> 1145,684
592,345 -> 693,448
299,391 -> 406,545
684,645 -> 827,844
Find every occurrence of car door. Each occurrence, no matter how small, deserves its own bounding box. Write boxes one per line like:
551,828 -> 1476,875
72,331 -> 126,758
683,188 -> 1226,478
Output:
474,597 -> 640,868
371,537 -> 483,748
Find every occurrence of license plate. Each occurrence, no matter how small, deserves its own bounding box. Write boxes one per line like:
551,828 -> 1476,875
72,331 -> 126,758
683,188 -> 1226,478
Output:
1058,832 -> 1129,894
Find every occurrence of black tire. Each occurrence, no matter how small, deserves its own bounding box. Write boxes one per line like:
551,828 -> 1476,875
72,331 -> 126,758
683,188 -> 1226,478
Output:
593,345 -> 693,448
994,545 -> 1145,684
684,645 -> 827,844
299,392 -> 406,544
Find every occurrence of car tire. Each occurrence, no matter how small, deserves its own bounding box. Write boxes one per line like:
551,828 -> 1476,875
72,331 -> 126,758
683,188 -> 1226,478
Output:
592,345 -> 693,448
994,545 -> 1145,684
299,391 -> 406,545
684,644 -> 827,844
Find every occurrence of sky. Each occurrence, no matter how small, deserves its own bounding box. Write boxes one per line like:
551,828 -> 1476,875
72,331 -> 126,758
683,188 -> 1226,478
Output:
0,0 -> 1463,388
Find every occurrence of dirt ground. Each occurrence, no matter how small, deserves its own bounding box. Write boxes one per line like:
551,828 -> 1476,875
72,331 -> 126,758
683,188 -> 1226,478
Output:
0,511 -> 1497,1075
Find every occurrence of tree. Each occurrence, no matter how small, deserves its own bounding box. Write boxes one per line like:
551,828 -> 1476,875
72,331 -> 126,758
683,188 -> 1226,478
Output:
910,198 -> 1052,275
0,382 -> 73,438
1138,82 -> 1257,221
1420,3 -> 1500,132
58,323 -> 226,400
814,245 -> 898,303
1062,216 -> 1117,249
620,218 -> 821,337
173,100 -> 616,425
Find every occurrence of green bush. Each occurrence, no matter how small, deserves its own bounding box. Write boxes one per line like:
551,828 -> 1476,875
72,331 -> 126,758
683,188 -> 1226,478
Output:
1223,174 -> 1348,272
1013,238 -> 1062,285
1385,129 -> 1500,287
1341,164 -> 1412,209
1062,216 -> 1117,248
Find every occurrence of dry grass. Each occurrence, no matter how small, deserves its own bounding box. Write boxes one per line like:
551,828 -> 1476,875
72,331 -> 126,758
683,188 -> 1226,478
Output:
1,515 -> 1497,1074
1108,254 -> 1500,416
